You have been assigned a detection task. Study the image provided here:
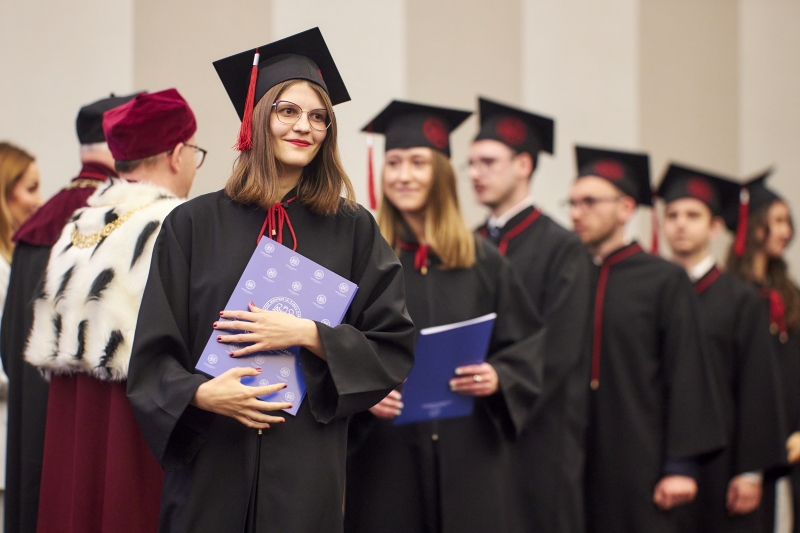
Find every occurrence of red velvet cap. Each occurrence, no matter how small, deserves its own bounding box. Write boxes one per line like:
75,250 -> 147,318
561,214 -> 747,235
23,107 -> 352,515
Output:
102,89 -> 197,161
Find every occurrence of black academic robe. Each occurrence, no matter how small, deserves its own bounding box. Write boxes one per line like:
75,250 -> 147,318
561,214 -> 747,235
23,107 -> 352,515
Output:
345,237 -> 544,533
585,243 -> 725,533
677,268 -> 785,533
126,191 -> 416,533
477,207 -> 592,533
757,284 -> 800,533
2,163 -> 111,533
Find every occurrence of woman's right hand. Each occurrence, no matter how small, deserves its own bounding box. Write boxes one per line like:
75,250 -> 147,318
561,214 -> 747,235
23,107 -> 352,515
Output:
369,390 -> 403,420
191,367 -> 293,429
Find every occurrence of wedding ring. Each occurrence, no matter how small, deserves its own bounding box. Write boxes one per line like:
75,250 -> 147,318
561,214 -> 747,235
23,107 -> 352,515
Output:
473,374 -> 483,383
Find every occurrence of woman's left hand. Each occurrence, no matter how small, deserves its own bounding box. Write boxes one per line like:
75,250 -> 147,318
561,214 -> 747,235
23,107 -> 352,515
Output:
215,303 -> 321,357
449,363 -> 499,396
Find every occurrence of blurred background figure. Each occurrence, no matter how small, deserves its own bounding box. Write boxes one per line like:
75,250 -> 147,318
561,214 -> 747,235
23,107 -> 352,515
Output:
1,94 -> 134,533
726,173 -> 800,533
0,140 -> 43,522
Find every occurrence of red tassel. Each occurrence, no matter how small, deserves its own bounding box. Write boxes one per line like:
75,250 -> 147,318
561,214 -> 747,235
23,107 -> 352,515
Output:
735,188 -> 750,257
367,127 -> 377,210
650,197 -> 659,255
235,49 -> 260,152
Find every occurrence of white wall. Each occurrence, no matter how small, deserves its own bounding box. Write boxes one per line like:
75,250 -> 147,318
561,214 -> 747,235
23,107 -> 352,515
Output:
522,0 -> 641,230
0,0 -> 134,198
739,0 -> 800,277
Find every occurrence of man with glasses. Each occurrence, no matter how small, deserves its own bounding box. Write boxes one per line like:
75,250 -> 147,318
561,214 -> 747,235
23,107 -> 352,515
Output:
24,89 -> 199,533
1,92 -> 137,533
470,98 -> 592,533
569,146 -> 724,533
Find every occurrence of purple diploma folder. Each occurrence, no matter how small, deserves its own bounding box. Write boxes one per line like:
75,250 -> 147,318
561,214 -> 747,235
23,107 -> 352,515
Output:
394,313 -> 496,425
195,239 -> 358,415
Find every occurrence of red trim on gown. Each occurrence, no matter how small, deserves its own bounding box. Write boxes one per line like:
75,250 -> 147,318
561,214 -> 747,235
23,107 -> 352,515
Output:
37,374 -> 163,533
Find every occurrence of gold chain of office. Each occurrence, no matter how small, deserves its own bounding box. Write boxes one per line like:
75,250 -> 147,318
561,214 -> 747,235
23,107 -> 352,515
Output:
70,200 -> 162,249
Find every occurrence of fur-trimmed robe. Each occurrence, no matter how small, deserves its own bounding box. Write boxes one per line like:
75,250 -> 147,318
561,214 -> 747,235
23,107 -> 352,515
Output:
26,178 -> 183,381
25,178 -> 183,533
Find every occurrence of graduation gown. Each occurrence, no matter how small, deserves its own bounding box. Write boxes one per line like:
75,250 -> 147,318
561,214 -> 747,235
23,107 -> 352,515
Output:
345,236 -> 545,533
677,268 -> 785,533
0,162 -> 112,533
477,206 -> 592,533
757,284 -> 800,533
126,190 -> 415,533
585,243 -> 725,533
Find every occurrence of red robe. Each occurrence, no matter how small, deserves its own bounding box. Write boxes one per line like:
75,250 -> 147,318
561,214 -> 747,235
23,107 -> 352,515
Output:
27,169 -> 165,533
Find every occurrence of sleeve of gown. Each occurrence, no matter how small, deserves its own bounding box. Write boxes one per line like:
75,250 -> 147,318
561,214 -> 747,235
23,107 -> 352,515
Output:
661,269 -> 726,461
733,289 -> 787,474
127,215 -> 213,467
528,236 -> 592,421
302,212 -> 415,423
484,250 -> 546,438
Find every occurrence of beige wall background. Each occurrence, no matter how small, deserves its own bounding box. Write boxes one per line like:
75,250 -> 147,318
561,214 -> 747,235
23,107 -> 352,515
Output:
2,0 -> 799,273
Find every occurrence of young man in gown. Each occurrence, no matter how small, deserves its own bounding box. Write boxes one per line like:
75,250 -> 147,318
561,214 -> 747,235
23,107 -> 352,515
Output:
569,146 -> 725,533
470,97 -> 592,533
658,163 -> 785,533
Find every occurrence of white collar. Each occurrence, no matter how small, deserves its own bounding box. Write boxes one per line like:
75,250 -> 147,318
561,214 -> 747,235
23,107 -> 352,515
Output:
487,197 -> 535,230
688,255 -> 716,282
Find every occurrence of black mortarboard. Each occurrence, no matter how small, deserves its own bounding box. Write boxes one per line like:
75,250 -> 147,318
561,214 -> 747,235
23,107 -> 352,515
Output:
743,168 -> 781,217
362,100 -> 472,158
575,145 -> 652,206
656,163 -> 740,218
75,93 -> 139,145
475,97 -> 554,160
213,27 -> 349,150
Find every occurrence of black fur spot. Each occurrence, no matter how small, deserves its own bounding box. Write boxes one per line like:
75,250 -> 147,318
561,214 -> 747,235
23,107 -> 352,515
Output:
60,242 -> 72,255
33,276 -> 47,301
69,211 -> 83,223
104,209 -> 118,225
55,266 -> 74,303
131,221 -> 160,268
98,330 -> 123,370
51,314 -> 62,357
86,269 -> 114,302
91,237 -> 107,256
75,320 -> 88,360
98,181 -> 114,196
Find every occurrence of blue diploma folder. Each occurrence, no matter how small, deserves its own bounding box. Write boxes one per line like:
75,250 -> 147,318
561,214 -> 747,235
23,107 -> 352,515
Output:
195,239 -> 358,416
394,313 -> 497,425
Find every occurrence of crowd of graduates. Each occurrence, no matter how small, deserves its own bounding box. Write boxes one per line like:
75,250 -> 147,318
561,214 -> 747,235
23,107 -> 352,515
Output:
0,26 -> 797,533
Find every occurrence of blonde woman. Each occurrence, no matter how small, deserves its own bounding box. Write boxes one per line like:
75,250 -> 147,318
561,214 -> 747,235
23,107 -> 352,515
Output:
345,101 -> 544,533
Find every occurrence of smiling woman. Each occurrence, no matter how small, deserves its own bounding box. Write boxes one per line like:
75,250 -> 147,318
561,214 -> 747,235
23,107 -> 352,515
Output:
126,28 -> 415,533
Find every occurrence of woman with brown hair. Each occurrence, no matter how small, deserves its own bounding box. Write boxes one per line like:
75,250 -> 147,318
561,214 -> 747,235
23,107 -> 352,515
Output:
725,171 -> 800,533
126,29 -> 415,533
0,141 -> 43,495
344,101 -> 545,533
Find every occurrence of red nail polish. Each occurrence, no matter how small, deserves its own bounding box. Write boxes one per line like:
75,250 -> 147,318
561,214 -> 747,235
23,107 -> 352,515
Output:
213,322 -> 218,328
217,336 -> 222,341
256,368 -> 262,372
219,312 -> 224,317
229,352 -> 235,357
249,301 -> 255,307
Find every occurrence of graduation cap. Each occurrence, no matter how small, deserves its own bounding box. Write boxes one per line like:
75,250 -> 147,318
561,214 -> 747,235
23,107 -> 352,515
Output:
726,167 -> 781,257
361,100 -> 472,209
575,146 -> 652,206
655,163 -> 741,217
76,93 -> 139,145
213,27 -> 350,151
475,97 -> 554,161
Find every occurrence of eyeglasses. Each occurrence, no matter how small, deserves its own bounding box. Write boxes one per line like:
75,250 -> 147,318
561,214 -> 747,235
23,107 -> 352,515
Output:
183,144 -> 207,169
272,100 -> 331,131
563,196 -> 622,211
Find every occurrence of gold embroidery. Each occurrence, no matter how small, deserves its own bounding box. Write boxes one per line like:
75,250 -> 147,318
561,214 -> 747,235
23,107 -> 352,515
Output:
70,200 -> 162,249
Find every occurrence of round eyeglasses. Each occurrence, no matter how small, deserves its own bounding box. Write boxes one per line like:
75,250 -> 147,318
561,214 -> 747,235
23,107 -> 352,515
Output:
272,100 -> 331,131
183,143 -> 207,169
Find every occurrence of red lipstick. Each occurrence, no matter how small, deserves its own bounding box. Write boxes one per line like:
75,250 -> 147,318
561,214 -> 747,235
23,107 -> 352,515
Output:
286,139 -> 311,147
